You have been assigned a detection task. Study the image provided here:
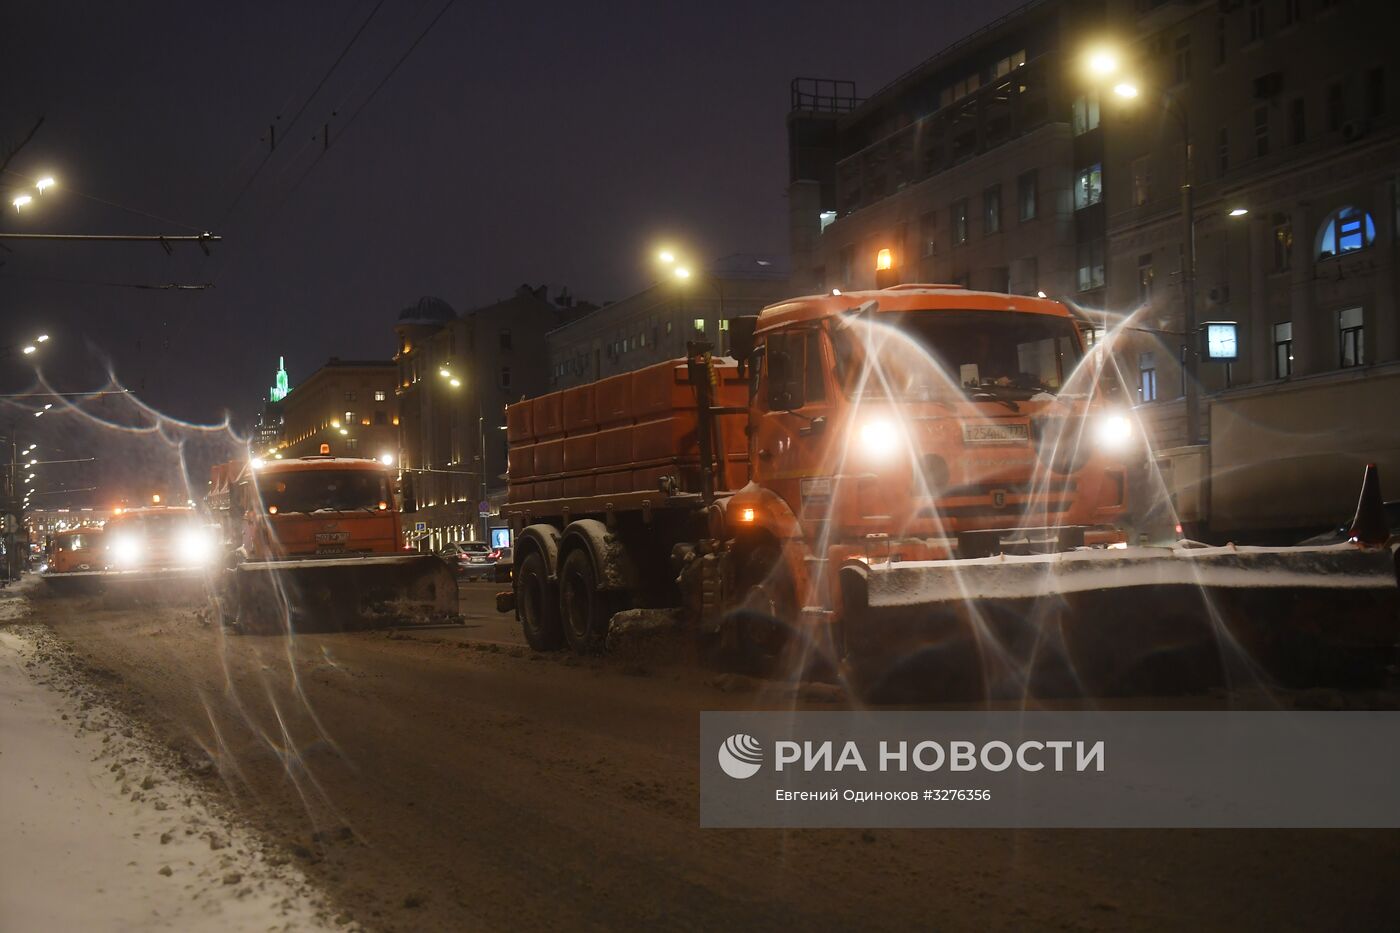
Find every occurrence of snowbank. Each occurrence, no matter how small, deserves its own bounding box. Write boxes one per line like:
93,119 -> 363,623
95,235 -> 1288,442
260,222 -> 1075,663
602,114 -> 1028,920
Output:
0,583 -> 347,931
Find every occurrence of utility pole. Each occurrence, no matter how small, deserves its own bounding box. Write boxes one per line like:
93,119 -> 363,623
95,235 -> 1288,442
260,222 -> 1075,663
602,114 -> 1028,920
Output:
1180,113 -> 1201,447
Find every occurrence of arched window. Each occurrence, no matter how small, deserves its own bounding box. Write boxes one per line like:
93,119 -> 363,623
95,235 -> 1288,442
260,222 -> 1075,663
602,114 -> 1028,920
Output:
1316,206 -> 1376,259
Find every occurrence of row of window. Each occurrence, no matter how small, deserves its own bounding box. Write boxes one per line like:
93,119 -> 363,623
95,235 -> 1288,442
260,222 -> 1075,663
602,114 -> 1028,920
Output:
342,390 -> 388,402
909,171 -> 1039,259
339,409 -> 391,426
1136,307 -> 1367,401
938,49 -> 1026,109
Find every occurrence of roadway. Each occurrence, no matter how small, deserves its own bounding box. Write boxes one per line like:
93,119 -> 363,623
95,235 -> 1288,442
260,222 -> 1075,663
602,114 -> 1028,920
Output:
12,583 -> 1400,932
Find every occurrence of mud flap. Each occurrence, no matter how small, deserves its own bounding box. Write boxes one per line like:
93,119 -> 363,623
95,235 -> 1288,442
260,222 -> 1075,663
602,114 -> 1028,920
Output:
227,555 -> 459,634
839,544 -> 1400,700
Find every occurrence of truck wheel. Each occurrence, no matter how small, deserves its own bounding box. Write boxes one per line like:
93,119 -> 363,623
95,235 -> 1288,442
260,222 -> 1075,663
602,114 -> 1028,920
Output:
558,548 -> 613,653
728,544 -> 798,676
517,551 -> 563,651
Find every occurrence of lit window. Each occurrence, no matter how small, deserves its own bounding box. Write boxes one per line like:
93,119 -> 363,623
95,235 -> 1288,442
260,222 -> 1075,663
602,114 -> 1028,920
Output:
693,318 -> 706,334
374,390 -> 386,401
1139,352 -> 1158,402
1338,307 -> 1364,368
344,410 -> 354,423
1316,206 -> 1376,258
1074,164 -> 1102,210
718,319 -> 730,331
1273,322 -> 1293,378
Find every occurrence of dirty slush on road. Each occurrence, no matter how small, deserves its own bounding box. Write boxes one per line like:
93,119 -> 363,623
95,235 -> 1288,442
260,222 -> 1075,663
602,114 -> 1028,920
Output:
7,580 -> 1399,932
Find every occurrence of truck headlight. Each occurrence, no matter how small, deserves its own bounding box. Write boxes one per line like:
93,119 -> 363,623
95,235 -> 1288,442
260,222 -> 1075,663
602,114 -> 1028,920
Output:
1093,414 -> 1133,451
858,418 -> 902,461
111,535 -> 143,567
177,528 -> 217,565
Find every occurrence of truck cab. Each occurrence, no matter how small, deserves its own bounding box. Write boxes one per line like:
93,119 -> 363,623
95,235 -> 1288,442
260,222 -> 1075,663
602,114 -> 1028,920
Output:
211,456 -> 404,561
729,285 -> 1132,574
46,528 -> 105,573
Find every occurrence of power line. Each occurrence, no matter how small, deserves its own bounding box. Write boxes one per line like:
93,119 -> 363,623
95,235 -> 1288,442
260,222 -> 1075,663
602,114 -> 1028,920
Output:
283,0 -> 458,201
219,0 -> 389,226
209,0 -> 458,289
2,271 -> 213,290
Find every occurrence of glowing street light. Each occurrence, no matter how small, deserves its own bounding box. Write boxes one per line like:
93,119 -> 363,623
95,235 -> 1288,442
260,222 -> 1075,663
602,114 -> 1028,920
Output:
22,345 -> 36,355
35,177 -> 55,194
1085,48 -> 1120,77
673,266 -> 692,280
1112,82 -> 1140,99
658,250 -> 676,264
1228,207 -> 1249,217
439,368 -> 450,378
379,453 -> 395,466
37,334 -> 49,343
449,377 -> 461,388
12,194 -> 33,211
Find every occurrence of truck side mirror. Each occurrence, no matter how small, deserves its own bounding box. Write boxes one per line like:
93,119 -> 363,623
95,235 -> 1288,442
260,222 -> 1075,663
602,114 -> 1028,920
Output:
728,316 -> 758,371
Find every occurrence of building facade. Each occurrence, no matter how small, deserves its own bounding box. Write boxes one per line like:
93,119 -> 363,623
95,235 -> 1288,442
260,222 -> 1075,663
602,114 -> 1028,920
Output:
276,358 -> 398,462
394,289 -> 583,551
787,0 -> 1107,301
545,254 -> 791,391
1102,0 -> 1399,535
786,0 -> 1398,538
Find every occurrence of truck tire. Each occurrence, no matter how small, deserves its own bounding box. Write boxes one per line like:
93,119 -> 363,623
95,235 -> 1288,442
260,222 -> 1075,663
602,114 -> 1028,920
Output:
517,550 -> 563,651
558,548 -> 613,653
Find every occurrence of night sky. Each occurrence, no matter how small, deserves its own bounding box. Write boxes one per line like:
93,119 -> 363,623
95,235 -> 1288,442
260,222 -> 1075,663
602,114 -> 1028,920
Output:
3,0 -> 1020,425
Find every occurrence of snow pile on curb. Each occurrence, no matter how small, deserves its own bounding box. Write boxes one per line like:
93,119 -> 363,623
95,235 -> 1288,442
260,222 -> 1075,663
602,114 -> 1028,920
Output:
0,583 -> 353,931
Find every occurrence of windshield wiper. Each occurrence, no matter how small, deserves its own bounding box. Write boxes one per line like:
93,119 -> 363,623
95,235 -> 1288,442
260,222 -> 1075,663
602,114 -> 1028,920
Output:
967,384 -> 1020,412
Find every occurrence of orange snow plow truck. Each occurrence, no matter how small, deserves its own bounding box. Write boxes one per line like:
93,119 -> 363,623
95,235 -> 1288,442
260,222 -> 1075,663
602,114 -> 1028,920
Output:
498,286 -> 1398,697
206,454 -> 457,632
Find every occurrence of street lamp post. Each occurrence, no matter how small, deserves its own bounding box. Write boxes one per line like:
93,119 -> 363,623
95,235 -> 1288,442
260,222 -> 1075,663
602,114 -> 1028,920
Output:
1087,51 -> 1202,446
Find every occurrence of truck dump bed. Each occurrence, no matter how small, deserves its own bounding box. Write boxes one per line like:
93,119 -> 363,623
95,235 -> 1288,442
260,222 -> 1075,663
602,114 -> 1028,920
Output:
506,356 -> 748,507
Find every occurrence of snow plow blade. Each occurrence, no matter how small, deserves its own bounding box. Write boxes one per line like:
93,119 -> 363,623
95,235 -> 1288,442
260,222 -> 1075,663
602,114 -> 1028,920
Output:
41,568 -> 212,606
839,544 -> 1400,700
222,554 -> 459,634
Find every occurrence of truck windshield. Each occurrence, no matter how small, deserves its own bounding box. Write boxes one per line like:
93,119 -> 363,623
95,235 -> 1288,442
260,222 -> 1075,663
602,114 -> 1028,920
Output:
256,470 -> 390,513
831,310 -> 1083,401
57,534 -> 100,551
109,513 -> 199,538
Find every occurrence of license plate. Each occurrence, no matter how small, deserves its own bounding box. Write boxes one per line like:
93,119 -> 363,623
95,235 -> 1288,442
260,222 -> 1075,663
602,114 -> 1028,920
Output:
315,532 -> 350,543
963,423 -> 1029,444
316,545 -> 346,555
